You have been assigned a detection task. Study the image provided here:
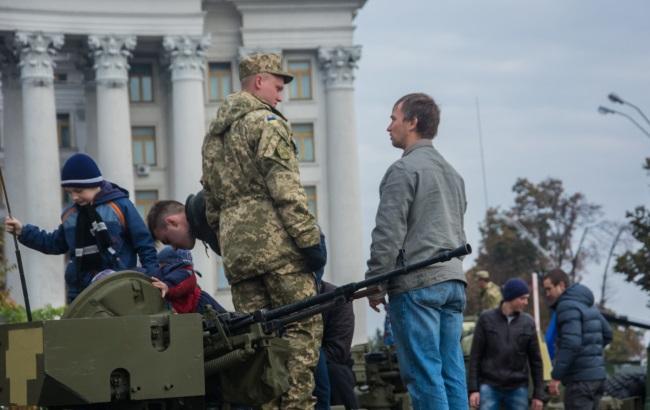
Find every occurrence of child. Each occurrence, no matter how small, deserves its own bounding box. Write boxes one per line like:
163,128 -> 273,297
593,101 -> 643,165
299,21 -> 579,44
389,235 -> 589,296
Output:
4,153 -> 158,303
153,246 -> 225,314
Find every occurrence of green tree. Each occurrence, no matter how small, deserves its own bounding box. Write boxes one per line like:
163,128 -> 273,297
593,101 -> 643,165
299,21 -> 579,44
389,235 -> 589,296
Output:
475,178 -> 601,287
614,159 -> 650,305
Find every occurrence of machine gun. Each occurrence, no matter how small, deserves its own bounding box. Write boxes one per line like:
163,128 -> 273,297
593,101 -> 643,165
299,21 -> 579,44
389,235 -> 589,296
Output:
0,244 -> 471,409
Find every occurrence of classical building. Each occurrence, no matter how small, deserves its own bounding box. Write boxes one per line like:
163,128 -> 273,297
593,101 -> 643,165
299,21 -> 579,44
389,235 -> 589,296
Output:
0,0 -> 367,341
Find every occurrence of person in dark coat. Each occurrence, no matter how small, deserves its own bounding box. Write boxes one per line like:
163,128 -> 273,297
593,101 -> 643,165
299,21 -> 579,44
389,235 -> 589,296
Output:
543,268 -> 612,410
319,281 -> 359,409
468,278 -> 544,410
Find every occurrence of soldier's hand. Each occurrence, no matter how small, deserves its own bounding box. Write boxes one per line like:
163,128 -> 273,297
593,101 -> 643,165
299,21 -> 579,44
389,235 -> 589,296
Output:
531,398 -> 543,410
4,216 -> 23,236
151,277 -> 169,298
469,392 -> 480,408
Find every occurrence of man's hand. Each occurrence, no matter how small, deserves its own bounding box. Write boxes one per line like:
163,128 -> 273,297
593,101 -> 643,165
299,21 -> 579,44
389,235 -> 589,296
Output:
531,398 -> 543,410
4,216 -> 23,236
548,379 -> 561,396
151,277 -> 169,298
368,296 -> 386,312
366,285 -> 387,312
469,392 -> 480,408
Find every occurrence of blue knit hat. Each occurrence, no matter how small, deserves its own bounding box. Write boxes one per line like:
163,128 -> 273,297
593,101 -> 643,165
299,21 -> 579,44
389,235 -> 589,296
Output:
502,278 -> 530,302
61,153 -> 103,188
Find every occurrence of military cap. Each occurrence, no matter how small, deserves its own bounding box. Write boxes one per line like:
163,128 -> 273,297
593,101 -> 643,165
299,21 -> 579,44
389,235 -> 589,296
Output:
476,270 -> 490,280
239,52 -> 294,84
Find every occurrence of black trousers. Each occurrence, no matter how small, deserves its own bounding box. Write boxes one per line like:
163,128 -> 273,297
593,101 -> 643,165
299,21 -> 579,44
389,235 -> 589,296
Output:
564,380 -> 605,410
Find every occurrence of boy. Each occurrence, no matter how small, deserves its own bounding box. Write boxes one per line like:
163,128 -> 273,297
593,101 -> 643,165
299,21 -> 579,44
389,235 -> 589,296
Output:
153,246 -> 225,314
4,153 -> 158,302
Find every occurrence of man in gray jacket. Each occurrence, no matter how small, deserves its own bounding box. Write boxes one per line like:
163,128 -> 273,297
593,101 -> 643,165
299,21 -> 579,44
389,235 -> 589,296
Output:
366,93 -> 468,410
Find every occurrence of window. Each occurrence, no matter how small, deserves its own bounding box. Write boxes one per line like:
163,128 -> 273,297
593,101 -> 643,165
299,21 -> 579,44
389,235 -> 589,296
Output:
217,261 -> 230,290
57,113 -> 72,148
208,62 -> 232,102
129,63 -> 153,102
135,190 -> 158,218
304,186 -> 317,218
292,123 -> 315,162
132,127 -> 156,166
54,73 -> 67,82
288,60 -> 312,100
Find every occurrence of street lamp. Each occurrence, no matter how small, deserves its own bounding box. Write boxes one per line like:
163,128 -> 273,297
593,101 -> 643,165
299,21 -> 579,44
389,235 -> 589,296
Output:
598,105 -> 650,139
608,92 -> 650,128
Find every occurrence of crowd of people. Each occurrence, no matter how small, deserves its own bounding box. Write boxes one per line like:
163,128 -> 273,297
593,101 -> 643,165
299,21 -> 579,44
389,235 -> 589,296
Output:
3,52 -> 615,410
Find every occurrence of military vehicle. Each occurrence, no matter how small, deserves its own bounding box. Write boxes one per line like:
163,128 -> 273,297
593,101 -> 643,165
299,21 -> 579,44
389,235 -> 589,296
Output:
0,244 -> 471,409
350,303 -> 650,410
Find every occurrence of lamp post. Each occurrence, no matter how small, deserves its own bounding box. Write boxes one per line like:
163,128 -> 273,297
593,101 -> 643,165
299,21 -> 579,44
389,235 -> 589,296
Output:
608,92 -> 650,128
598,105 -> 650,138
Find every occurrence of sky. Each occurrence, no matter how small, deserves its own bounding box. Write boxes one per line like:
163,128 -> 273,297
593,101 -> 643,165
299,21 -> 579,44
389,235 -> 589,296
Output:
352,0 -> 650,336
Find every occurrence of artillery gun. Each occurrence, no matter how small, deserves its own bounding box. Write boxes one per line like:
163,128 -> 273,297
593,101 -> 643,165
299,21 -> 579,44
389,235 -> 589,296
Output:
0,245 -> 471,409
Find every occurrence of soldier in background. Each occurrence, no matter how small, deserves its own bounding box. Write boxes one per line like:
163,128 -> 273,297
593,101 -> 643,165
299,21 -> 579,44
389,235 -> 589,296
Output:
476,270 -> 501,314
201,52 -> 325,409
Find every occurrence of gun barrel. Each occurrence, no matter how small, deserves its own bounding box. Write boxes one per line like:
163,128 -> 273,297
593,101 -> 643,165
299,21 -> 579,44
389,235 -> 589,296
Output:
601,311 -> 650,330
228,244 -> 471,333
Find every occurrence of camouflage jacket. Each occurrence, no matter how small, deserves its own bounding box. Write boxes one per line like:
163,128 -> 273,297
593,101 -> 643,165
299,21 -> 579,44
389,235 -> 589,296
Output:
479,281 -> 502,313
201,91 -> 320,284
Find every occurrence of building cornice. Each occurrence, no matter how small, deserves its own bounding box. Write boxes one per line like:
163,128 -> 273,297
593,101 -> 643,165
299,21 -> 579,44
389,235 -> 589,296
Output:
0,7 -> 205,36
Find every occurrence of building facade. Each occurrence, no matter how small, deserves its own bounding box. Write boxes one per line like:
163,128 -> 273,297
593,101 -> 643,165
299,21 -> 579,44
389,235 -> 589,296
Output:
0,0 -> 367,341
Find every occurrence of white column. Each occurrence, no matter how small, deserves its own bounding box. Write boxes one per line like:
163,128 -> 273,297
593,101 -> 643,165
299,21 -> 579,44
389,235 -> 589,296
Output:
12,31 -> 66,308
163,35 -> 217,295
318,46 -> 366,343
88,35 -> 136,195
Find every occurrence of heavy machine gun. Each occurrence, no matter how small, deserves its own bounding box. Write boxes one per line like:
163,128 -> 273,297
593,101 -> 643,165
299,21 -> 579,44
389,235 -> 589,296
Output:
0,244 -> 471,409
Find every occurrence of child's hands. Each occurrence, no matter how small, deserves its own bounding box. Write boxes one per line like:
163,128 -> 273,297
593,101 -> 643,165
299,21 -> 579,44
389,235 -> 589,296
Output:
151,277 -> 169,298
4,216 -> 23,236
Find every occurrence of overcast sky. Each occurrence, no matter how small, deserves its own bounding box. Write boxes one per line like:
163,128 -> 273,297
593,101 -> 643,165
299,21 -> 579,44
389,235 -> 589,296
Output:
352,0 -> 650,335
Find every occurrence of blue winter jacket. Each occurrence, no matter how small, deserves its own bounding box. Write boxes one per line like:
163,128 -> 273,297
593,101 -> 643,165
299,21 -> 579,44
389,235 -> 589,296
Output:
551,283 -> 613,383
19,181 -> 158,302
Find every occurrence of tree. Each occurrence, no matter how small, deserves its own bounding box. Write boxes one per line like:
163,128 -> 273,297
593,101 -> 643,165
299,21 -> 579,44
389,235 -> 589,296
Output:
475,178 -> 601,287
614,160 -> 650,301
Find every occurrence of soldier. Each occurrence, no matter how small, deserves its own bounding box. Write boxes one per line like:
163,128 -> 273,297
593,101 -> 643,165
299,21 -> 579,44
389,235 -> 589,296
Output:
201,52 -> 325,410
476,270 -> 501,314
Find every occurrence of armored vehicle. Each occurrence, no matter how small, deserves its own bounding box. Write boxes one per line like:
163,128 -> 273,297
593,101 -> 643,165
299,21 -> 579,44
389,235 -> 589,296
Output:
1,245 -> 471,409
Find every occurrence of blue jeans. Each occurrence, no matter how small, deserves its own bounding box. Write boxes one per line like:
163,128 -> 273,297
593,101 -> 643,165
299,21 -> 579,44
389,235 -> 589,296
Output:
389,280 -> 468,410
314,347 -> 331,410
479,384 -> 528,410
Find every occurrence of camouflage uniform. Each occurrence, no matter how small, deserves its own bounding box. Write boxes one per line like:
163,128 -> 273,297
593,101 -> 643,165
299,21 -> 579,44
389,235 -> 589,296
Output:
201,53 -> 322,410
479,281 -> 502,313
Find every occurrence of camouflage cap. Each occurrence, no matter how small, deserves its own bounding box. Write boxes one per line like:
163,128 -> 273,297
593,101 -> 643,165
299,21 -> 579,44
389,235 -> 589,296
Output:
476,270 -> 490,280
239,52 -> 294,84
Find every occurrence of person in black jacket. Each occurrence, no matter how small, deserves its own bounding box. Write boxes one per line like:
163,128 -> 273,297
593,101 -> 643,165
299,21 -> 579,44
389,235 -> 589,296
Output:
315,280 -> 359,410
469,278 -> 544,410
543,268 -> 612,410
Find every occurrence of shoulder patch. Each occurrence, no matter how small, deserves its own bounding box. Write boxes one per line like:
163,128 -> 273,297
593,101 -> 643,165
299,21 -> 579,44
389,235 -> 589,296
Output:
266,115 -> 277,122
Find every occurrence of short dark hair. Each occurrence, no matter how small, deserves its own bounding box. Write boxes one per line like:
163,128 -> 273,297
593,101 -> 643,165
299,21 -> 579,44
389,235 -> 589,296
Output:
147,200 -> 184,237
394,93 -> 440,139
543,268 -> 570,287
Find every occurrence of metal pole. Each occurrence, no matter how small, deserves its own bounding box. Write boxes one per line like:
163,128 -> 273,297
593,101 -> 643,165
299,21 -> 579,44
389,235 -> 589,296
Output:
532,272 -> 541,333
475,97 -> 489,213
598,106 -> 650,139
0,167 -> 32,322
645,341 -> 650,410
599,226 -> 626,309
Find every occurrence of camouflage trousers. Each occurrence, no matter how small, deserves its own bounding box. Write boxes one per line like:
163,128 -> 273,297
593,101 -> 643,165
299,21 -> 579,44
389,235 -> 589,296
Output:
231,270 -> 323,410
